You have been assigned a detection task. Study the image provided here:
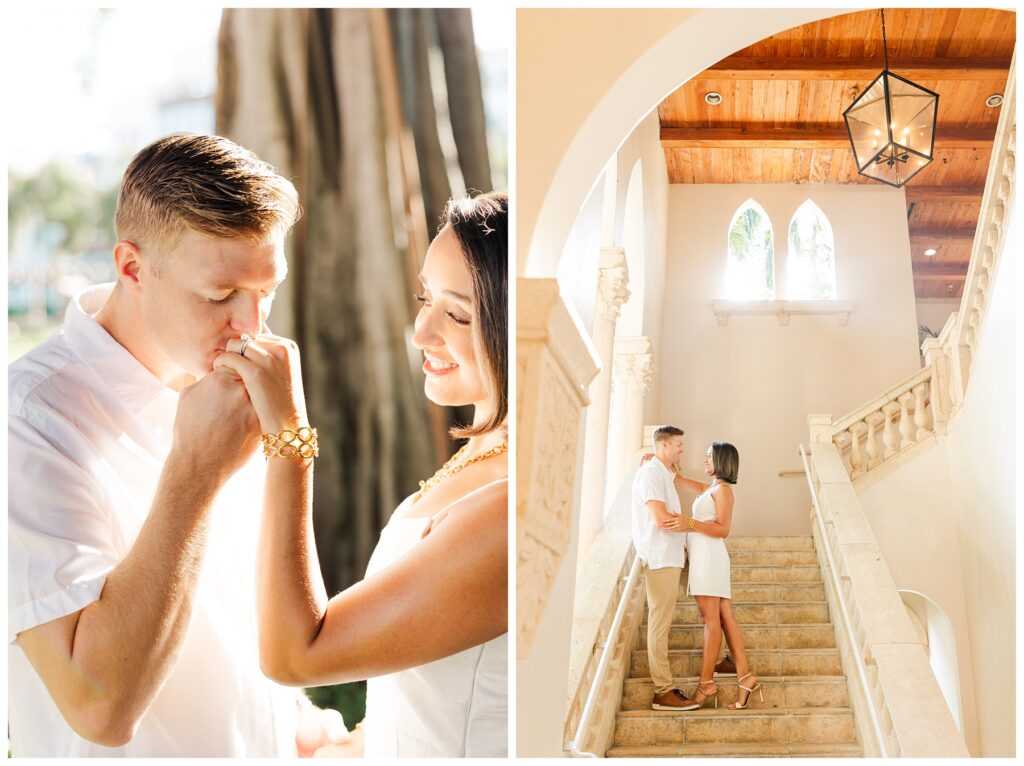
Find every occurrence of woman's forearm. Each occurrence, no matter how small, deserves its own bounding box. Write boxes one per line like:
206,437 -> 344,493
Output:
695,519 -> 730,538
257,457 -> 329,681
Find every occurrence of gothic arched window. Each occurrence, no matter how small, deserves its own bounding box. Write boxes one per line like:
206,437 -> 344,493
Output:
787,200 -> 837,299
726,199 -> 774,300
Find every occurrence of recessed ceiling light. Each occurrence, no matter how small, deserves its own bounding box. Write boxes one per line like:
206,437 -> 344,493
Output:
704,92 -> 722,106
924,248 -> 937,256
986,94 -> 1004,108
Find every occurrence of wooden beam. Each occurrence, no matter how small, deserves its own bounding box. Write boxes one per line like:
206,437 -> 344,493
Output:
904,185 -> 984,204
912,262 -> 970,279
660,126 -> 995,150
908,228 -> 976,244
699,56 -> 1012,81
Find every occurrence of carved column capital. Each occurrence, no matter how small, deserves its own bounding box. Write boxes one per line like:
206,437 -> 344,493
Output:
611,335 -> 654,395
596,247 -> 630,320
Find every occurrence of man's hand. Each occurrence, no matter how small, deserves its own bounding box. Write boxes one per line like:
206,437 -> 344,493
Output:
172,367 -> 260,485
660,515 -> 693,533
295,706 -> 353,757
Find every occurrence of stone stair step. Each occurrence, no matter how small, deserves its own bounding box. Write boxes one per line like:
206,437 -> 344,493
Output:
722,583 -> 827,603
606,741 -> 864,757
621,675 -> 850,710
730,565 -> 822,583
638,623 -> 837,650
642,601 -> 831,627
726,550 -> 819,566
630,648 -> 843,679
724,537 -> 815,552
613,707 -> 856,746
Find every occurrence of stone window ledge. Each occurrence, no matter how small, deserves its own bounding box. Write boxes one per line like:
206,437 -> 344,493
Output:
711,299 -> 854,326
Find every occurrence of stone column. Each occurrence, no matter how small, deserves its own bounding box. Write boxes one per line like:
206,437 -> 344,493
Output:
576,247 -> 630,565
605,336 -> 653,510
516,277 -> 600,756
921,338 -> 952,434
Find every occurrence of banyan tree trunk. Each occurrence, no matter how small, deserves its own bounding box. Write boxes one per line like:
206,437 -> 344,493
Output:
216,8 -> 492,592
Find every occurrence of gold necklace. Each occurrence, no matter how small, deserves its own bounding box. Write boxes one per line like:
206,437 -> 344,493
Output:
412,441 -> 509,503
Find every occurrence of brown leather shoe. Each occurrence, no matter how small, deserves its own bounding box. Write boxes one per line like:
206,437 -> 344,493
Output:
715,654 -> 737,677
652,687 -> 700,711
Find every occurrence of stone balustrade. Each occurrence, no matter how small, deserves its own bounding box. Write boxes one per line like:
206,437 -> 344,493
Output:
826,367 -> 936,479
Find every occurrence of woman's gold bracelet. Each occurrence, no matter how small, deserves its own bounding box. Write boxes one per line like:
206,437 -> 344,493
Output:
262,426 -> 318,459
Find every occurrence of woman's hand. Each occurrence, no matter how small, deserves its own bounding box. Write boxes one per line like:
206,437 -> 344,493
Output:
660,515 -> 693,533
213,333 -> 309,434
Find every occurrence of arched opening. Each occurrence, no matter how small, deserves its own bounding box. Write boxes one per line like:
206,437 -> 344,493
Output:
899,590 -> 964,731
787,199 -> 837,299
725,199 -> 775,300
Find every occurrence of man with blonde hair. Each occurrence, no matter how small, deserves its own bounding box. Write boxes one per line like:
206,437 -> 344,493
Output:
8,134 -> 342,756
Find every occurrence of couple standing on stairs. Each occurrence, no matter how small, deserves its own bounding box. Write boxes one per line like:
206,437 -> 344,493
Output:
632,426 -> 763,712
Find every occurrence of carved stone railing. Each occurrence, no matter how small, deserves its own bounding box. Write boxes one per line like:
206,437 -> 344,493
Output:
563,544 -> 645,757
820,366 -> 938,479
814,52 -> 1015,482
801,443 -> 970,757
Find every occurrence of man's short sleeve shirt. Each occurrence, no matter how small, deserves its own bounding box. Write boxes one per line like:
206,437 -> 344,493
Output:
631,457 -> 686,570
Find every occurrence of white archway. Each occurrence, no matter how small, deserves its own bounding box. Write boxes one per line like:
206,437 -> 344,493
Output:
899,589 -> 964,731
519,8 -> 840,278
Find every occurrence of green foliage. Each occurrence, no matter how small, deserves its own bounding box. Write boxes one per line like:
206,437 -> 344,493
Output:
788,202 -> 836,299
8,161 -> 118,254
728,202 -> 774,296
305,681 -> 367,729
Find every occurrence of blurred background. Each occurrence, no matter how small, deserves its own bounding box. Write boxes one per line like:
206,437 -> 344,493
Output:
6,6 -> 508,726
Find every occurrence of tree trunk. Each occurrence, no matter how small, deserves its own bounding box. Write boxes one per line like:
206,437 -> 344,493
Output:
216,8 -> 496,592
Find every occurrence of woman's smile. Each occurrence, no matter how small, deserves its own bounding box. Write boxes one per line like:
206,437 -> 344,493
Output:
423,353 -> 459,376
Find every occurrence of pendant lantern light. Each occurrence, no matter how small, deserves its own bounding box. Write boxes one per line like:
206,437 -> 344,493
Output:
842,9 -> 939,187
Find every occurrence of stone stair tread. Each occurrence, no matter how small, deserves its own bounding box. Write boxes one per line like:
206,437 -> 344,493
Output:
617,706 -> 854,719
623,674 -> 847,685
632,647 -> 839,656
605,742 -> 863,757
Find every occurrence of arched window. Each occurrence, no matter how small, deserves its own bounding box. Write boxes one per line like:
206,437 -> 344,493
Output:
787,200 -> 837,299
725,200 -> 774,300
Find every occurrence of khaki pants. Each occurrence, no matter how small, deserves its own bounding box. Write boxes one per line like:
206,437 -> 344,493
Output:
645,565 -> 683,694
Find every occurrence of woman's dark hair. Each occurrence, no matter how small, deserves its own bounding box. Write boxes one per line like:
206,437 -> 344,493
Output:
711,442 -> 739,484
441,191 -> 508,438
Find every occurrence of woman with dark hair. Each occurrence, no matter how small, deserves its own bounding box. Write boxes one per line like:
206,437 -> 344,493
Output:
214,191 -> 508,757
661,441 -> 762,711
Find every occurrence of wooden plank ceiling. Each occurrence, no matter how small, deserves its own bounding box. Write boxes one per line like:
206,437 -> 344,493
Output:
657,8 -> 1015,300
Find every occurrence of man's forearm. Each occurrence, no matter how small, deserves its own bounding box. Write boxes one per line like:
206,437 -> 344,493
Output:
63,451 -> 221,743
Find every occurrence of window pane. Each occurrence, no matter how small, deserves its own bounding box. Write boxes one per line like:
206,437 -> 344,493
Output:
787,201 -> 836,299
726,201 -> 774,300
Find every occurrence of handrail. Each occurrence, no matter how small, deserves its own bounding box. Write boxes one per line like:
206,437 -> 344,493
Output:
799,444 -> 890,757
566,552 -> 642,757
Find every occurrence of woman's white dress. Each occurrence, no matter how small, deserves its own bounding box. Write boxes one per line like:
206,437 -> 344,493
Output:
361,480 -> 508,758
686,485 -> 732,599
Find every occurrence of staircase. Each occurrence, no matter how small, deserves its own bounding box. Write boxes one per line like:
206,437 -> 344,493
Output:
606,536 -> 862,757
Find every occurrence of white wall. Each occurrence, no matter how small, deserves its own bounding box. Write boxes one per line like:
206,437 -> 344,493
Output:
657,184 -> 922,534
858,443 -> 979,754
916,298 -> 959,340
943,205 -> 1016,757
556,171 -> 607,335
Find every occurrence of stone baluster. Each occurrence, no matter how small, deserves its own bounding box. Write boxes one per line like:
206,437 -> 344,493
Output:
849,422 -> 866,478
881,402 -> 900,460
864,412 -> 883,469
922,338 -> 952,434
577,247 -> 631,564
898,392 -> 916,450
913,382 -> 931,439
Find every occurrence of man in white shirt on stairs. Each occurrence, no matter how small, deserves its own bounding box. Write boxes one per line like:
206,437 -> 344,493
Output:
8,134 -> 346,756
631,425 -> 696,710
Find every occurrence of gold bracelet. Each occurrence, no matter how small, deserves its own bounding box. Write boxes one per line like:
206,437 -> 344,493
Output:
262,426 -> 318,459
687,517 -> 696,530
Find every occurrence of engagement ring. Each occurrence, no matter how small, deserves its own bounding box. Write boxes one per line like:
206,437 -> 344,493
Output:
239,334 -> 250,358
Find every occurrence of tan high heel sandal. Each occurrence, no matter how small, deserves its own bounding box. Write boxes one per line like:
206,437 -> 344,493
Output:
728,672 -> 763,710
691,680 -> 718,709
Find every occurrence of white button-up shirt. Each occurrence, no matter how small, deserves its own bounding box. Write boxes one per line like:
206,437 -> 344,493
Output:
8,284 -> 300,757
631,457 -> 687,570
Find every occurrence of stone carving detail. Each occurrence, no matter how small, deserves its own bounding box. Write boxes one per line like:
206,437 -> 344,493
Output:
612,352 -> 654,395
596,249 -> 631,320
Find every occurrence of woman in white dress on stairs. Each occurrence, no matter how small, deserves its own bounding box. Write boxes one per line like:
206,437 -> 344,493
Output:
661,442 -> 762,712
215,192 -> 508,757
